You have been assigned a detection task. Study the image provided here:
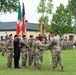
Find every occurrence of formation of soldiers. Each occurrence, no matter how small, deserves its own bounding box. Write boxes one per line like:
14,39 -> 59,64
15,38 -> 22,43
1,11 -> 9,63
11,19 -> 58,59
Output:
60,39 -> 73,50
0,32 -> 64,72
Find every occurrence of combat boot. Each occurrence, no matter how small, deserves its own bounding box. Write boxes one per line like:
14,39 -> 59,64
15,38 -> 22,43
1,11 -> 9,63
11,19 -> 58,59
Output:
61,67 -> 64,72
52,67 -> 56,72
8,67 -> 12,70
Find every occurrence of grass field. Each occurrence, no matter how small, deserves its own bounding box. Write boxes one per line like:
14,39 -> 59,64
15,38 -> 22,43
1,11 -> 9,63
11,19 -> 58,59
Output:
0,49 -> 76,75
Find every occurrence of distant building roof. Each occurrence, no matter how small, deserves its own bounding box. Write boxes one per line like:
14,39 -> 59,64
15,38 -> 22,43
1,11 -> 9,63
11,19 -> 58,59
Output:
0,21 -> 39,31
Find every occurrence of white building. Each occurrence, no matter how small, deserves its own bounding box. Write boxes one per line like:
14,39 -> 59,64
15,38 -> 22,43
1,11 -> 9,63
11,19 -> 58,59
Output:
0,21 -> 39,39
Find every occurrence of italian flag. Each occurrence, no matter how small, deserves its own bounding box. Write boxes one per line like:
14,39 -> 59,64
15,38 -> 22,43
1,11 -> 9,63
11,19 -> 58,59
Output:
16,2 -> 22,36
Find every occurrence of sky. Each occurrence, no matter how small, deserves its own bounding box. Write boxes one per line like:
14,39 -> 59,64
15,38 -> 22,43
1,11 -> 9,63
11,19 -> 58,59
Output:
0,0 -> 68,23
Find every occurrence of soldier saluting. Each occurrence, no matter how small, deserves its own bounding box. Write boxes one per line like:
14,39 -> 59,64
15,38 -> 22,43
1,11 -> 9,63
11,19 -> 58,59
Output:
14,35 -> 21,69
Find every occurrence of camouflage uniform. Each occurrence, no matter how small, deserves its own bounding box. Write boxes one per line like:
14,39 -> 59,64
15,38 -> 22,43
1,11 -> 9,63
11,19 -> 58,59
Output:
28,39 -> 34,65
21,39 -> 28,67
6,38 -> 13,69
33,39 -> 44,70
33,40 -> 37,67
1,40 -> 6,56
47,39 -> 64,71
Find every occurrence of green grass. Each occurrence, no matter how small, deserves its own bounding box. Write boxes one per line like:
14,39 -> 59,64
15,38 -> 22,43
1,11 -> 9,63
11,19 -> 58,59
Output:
0,49 -> 76,75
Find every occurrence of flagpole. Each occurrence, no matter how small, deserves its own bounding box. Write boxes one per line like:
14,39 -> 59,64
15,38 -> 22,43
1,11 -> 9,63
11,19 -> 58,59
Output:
42,21 -> 51,65
48,50 -> 51,65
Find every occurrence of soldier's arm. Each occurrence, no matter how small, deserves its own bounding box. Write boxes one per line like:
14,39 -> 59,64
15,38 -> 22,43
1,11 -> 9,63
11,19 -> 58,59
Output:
12,40 -> 14,50
33,42 -> 36,51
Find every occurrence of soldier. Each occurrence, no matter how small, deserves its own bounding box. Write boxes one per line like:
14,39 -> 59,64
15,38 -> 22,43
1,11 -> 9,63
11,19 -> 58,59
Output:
0,36 -> 6,56
33,36 -> 38,67
46,32 -> 64,72
14,35 -> 21,69
1,39 -> 6,56
0,36 -> 3,52
20,35 -> 28,68
33,36 -> 44,71
28,35 -> 35,66
6,34 -> 13,70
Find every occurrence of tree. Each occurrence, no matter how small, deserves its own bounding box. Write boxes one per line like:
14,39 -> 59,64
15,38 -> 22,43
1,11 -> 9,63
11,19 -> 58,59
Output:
0,0 -> 19,14
72,25 -> 76,34
37,0 -> 53,32
51,4 -> 72,36
46,0 -> 53,15
68,0 -> 76,24
37,0 -> 46,16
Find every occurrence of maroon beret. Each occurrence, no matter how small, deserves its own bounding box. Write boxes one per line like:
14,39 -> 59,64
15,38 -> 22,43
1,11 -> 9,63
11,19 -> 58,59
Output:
54,33 -> 57,36
38,36 -> 43,39
50,32 -> 53,34
9,34 -> 12,37
29,35 -> 33,37
36,36 -> 38,39
50,32 -> 55,35
22,35 -> 26,38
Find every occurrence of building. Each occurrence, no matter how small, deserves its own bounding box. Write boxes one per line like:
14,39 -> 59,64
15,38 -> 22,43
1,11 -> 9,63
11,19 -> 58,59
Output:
1,21 -> 76,42
63,33 -> 76,42
0,21 -> 40,39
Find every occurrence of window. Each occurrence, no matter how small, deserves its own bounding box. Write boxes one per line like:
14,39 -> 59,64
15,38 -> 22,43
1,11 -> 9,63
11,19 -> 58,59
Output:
69,35 -> 74,41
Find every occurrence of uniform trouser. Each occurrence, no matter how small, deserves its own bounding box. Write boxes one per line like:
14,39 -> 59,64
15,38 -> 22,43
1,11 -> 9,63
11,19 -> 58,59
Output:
14,52 -> 20,68
52,54 -> 63,68
28,53 -> 33,65
22,53 -> 27,66
35,55 -> 43,69
6,52 -> 13,68
33,55 -> 36,67
2,48 -> 6,56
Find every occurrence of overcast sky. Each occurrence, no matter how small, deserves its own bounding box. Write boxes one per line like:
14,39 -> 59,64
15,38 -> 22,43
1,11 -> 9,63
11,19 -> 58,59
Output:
0,0 -> 68,23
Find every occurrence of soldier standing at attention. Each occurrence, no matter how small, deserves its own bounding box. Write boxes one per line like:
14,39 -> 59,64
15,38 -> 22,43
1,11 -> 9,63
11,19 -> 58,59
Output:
6,34 -> 13,70
14,35 -> 21,69
28,35 -> 34,66
21,35 -> 28,68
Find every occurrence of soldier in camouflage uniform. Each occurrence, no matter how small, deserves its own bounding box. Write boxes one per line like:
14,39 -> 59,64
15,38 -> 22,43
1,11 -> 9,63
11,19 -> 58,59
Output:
33,36 -> 38,67
28,35 -> 35,66
0,36 -> 3,52
20,35 -> 28,68
33,36 -> 44,71
46,32 -> 64,71
6,34 -> 13,70
1,39 -> 6,56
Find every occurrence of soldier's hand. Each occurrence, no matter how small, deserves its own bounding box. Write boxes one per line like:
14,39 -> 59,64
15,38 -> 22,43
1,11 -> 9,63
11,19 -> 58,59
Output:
39,44 -> 43,46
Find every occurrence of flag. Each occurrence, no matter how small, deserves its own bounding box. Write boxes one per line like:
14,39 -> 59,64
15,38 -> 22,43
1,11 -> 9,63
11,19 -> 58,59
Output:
22,2 -> 26,35
40,21 -> 45,38
16,2 -> 22,36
